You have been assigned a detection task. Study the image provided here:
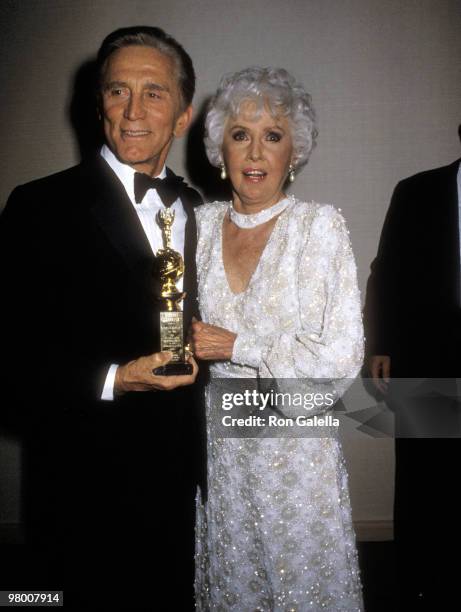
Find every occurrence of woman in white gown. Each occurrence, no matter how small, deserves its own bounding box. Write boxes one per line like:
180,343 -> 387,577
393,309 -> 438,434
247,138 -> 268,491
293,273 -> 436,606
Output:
191,67 -> 364,611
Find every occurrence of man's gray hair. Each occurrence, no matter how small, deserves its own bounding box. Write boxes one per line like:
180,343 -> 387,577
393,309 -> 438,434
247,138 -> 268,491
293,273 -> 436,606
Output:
204,67 -> 317,170
97,26 -> 195,110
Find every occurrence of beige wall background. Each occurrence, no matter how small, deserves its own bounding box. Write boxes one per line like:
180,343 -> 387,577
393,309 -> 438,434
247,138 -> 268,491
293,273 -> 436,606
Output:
1,0 -> 460,536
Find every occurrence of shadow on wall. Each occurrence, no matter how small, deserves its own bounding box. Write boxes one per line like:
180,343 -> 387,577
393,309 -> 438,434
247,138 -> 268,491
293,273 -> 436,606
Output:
185,97 -> 232,203
68,58 -> 104,160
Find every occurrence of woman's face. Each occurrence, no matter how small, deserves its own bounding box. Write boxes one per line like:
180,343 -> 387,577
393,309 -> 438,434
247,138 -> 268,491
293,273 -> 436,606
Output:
221,101 -> 294,211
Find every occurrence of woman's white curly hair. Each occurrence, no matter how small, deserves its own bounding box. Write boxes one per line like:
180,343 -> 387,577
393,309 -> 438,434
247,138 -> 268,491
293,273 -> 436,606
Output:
204,66 -> 317,171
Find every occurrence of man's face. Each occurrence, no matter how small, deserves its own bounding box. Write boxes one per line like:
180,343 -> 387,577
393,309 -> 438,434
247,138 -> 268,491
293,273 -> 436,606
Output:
101,45 -> 192,176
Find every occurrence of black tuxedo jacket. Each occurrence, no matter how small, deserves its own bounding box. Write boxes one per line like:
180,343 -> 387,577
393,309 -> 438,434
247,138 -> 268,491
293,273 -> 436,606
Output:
364,159 -> 461,377
0,155 -> 205,604
364,162 -> 461,605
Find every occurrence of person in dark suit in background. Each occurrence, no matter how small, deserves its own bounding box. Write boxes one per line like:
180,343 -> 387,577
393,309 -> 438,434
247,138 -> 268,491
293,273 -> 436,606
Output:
0,26 -> 204,610
364,153 -> 461,609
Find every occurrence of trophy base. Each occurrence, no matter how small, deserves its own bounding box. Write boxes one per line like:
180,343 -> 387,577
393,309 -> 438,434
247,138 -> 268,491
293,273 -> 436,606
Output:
152,362 -> 193,376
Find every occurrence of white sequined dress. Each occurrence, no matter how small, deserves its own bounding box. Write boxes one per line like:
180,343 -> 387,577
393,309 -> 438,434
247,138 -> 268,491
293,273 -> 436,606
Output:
194,197 -> 364,611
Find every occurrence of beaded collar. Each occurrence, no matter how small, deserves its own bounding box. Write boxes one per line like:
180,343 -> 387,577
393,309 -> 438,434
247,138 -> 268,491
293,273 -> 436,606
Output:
228,195 -> 294,228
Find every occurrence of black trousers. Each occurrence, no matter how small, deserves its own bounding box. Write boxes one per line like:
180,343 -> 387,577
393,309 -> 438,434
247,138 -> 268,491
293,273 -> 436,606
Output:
394,438 -> 461,609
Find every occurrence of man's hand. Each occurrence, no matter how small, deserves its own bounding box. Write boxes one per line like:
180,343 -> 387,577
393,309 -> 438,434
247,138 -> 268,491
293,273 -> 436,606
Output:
114,351 -> 198,395
369,355 -> 391,394
190,319 -> 237,361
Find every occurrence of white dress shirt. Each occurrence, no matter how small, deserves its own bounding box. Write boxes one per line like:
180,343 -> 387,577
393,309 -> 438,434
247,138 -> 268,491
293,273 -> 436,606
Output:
99,145 -> 188,400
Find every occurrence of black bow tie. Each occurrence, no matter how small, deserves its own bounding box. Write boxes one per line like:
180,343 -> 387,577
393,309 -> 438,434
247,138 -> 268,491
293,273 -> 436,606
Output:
134,172 -> 184,207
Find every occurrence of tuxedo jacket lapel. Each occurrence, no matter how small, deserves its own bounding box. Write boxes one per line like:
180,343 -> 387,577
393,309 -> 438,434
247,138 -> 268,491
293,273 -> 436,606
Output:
403,159 -> 461,310
85,156 -> 156,298
183,197 -> 199,327
84,157 -> 201,334
434,160 -> 460,307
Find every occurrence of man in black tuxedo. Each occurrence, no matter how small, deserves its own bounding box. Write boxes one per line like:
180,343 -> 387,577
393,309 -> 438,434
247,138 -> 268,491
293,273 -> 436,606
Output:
364,156 -> 461,609
0,26 -> 204,610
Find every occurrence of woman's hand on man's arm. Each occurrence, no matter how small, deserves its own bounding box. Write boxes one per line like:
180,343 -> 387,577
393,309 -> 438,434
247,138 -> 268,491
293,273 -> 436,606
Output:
189,318 -> 237,361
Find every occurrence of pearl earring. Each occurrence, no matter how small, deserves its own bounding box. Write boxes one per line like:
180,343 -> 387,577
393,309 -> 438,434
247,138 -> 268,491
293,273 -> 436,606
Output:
220,163 -> 227,180
288,164 -> 295,183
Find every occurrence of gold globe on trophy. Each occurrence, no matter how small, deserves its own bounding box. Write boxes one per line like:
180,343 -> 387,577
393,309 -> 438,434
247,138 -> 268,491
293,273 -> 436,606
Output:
152,208 -> 192,375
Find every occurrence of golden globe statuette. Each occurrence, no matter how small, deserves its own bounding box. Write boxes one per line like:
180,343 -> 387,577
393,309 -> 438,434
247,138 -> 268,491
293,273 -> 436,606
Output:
152,208 -> 193,376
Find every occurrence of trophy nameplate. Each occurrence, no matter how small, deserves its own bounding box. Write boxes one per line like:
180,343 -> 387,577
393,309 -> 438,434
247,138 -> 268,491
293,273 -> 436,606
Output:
152,209 -> 192,376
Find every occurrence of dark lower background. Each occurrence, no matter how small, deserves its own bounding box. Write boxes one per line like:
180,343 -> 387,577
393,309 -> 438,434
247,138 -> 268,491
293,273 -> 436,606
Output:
0,526 -> 392,611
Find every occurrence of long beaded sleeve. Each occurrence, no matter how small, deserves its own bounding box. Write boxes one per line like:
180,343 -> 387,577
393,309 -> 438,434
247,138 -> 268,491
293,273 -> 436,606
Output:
230,205 -> 363,379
